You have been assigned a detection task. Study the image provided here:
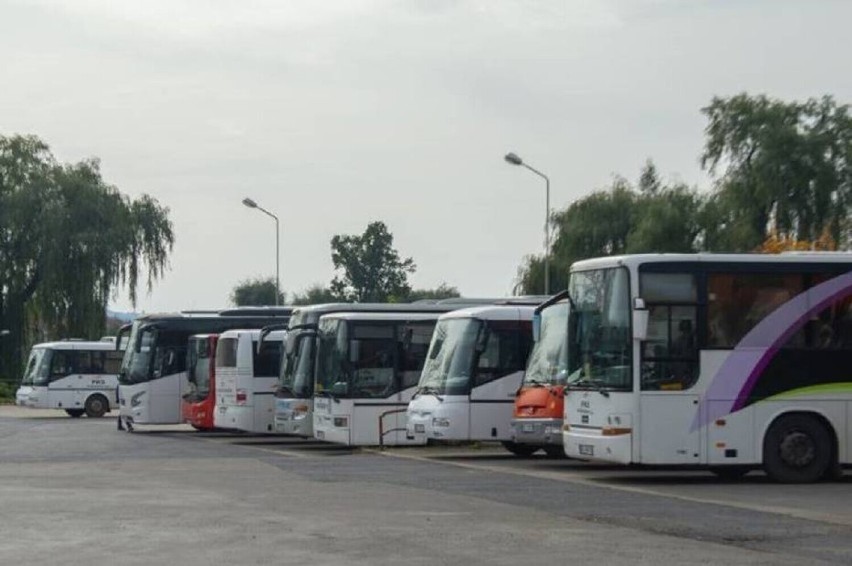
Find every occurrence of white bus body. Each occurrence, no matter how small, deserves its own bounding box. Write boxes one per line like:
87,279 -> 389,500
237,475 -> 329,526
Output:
214,328 -> 286,433
312,312 -> 440,446
406,305 -> 535,452
16,340 -> 123,417
561,253 -> 852,483
274,303 -> 492,438
117,309 -> 291,427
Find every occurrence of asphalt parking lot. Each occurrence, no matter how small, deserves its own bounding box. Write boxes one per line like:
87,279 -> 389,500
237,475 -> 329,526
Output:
1,406 -> 850,566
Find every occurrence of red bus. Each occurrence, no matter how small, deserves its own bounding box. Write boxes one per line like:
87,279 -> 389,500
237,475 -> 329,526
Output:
182,334 -> 219,430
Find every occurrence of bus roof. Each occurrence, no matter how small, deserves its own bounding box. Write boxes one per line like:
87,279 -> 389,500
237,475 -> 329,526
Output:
572,252 -> 852,272
286,301 -> 499,329
219,328 -> 288,341
31,340 -> 121,351
439,304 -> 538,321
317,312 -> 446,323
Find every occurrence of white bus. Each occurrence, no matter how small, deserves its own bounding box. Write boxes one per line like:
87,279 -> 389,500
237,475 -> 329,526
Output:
214,326 -> 287,433
406,303 -> 537,454
16,339 -> 123,418
274,302 -> 489,438
116,308 -> 291,429
312,312 -> 441,446
562,253 -> 852,483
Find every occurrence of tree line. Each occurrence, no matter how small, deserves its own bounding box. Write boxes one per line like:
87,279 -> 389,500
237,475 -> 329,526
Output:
0,135 -> 173,381
231,221 -> 461,306
516,93 -> 852,293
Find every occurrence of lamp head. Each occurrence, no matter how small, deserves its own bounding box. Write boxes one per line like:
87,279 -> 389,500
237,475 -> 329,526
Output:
242,198 -> 258,209
504,152 -> 523,166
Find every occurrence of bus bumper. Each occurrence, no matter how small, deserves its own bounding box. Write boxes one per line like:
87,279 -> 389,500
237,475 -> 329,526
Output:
511,418 -> 563,446
563,428 -> 632,464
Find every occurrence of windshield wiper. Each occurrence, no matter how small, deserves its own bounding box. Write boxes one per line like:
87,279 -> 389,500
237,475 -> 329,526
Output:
318,390 -> 340,404
568,378 -> 610,398
276,383 -> 296,397
415,386 -> 443,402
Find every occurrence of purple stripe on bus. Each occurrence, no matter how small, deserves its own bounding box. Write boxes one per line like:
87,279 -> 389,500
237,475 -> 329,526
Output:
691,270 -> 852,432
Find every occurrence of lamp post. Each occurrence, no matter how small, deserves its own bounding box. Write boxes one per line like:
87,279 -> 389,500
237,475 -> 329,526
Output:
504,152 -> 550,295
242,197 -> 280,306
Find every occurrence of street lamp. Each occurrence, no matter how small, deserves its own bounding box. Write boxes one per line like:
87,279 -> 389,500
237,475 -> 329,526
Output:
504,152 -> 551,295
242,197 -> 281,306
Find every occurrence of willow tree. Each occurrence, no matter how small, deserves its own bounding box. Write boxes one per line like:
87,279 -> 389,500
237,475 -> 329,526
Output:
701,94 -> 852,250
0,134 -> 174,379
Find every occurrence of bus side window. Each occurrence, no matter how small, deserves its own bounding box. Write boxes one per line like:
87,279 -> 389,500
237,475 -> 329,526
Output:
639,273 -> 698,391
398,323 -> 434,390
50,350 -> 72,381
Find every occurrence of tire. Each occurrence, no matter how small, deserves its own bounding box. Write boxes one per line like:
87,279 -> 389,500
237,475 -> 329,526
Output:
65,409 -> 85,418
84,394 -> 109,418
709,466 -> 750,481
501,441 -> 539,457
543,446 -> 566,459
763,414 -> 833,484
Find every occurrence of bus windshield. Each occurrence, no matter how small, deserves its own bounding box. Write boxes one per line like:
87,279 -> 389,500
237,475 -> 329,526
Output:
524,302 -> 571,386
21,348 -> 49,386
417,318 -> 481,396
279,331 -> 316,398
316,319 -> 400,399
119,322 -> 156,385
566,267 -> 632,391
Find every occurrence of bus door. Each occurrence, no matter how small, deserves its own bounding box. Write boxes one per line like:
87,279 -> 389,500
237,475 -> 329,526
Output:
469,321 -> 528,441
638,273 -> 702,464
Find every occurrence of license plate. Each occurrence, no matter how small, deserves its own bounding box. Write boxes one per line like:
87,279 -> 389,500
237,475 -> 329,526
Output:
579,444 -> 594,456
522,423 -> 536,433
316,430 -> 325,440
414,424 -> 425,433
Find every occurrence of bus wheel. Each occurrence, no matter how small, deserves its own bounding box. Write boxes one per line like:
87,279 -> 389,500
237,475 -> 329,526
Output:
501,441 -> 538,457
709,466 -> 750,481
65,409 -> 85,418
84,394 -> 109,418
543,446 -> 566,459
763,414 -> 832,484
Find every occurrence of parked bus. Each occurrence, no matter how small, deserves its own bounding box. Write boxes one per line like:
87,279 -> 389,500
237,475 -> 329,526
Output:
16,339 -> 124,418
406,302 -> 539,454
181,334 -> 219,430
214,326 -> 287,433
510,292 -> 573,456
274,302 -> 489,438
561,253 -> 852,483
116,307 -> 292,429
313,312 -> 442,446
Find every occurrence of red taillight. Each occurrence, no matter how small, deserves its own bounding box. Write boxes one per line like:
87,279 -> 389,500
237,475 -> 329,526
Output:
236,389 -> 248,405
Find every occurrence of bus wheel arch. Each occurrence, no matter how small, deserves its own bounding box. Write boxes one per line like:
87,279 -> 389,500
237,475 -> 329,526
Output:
762,411 -> 836,483
84,394 -> 110,418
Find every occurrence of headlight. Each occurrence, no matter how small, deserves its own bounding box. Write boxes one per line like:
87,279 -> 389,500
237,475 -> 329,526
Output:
432,417 -> 450,428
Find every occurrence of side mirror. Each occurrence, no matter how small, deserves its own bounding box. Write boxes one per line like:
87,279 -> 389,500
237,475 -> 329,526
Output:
532,313 -> 542,342
632,298 -> 649,341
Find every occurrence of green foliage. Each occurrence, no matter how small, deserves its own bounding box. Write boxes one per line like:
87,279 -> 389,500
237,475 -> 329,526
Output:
701,93 -> 852,250
516,93 -> 852,294
231,277 -> 285,306
330,221 -> 416,302
291,284 -> 339,306
0,380 -> 15,403
517,166 -> 701,294
407,283 -> 461,302
0,134 -> 174,378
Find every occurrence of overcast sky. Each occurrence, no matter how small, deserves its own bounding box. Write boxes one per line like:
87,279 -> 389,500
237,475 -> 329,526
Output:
2,0 -> 851,313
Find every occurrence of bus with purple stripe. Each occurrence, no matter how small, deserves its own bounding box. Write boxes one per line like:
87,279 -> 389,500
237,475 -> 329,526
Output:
561,253 -> 852,483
